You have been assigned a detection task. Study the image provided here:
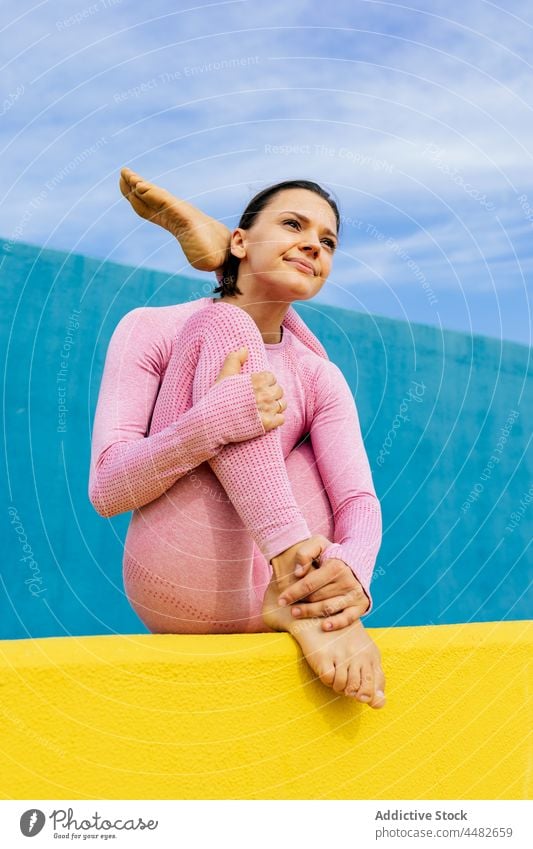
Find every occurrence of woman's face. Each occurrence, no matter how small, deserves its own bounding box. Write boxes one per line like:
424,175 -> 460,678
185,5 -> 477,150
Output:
230,188 -> 338,302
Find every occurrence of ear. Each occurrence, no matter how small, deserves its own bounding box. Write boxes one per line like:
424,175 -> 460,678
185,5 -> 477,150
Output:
229,227 -> 247,260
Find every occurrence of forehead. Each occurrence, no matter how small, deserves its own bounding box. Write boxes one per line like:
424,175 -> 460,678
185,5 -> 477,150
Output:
264,188 -> 337,231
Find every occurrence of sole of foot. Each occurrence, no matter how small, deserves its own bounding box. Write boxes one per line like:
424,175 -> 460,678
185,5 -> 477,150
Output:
119,167 -> 229,270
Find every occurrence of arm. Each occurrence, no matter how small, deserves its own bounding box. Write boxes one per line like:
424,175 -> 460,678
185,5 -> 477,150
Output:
309,361 -> 382,613
88,307 -> 265,517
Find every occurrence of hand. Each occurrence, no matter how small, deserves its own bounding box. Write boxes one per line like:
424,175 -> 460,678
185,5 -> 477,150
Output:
278,554 -> 370,632
215,348 -> 286,432
270,534 -> 330,590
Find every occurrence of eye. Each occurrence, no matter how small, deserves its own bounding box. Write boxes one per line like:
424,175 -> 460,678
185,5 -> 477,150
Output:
282,219 -> 337,251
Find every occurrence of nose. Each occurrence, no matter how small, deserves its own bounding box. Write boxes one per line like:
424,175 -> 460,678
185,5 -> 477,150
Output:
300,235 -> 321,257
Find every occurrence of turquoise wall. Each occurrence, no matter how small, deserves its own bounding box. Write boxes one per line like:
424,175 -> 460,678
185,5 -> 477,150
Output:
2,239 -> 531,639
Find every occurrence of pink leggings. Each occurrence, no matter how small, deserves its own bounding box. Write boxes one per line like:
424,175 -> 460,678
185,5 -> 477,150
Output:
123,302 -> 335,634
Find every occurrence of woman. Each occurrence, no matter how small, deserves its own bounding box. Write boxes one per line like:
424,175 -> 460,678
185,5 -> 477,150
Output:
89,169 -> 386,708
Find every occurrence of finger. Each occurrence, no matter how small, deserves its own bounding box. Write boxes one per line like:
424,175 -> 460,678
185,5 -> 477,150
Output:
305,584 -> 341,603
321,606 -> 360,632
278,572 -> 328,606
289,596 -> 345,620
293,553 -> 316,580
307,581 -> 367,607
270,397 -> 286,416
273,384 -> 284,400
225,347 -> 248,368
271,412 -> 285,429
292,536 -> 328,572
215,348 -> 248,382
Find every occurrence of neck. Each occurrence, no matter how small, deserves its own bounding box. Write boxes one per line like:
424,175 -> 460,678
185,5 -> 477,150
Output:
219,292 -> 290,344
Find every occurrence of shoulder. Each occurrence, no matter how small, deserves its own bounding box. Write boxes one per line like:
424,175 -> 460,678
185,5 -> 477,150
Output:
114,298 -> 209,334
285,331 -> 341,383
299,348 -> 353,408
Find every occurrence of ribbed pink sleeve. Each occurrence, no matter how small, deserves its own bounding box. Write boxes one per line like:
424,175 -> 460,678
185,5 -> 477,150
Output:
309,360 -> 382,613
88,306 -> 265,517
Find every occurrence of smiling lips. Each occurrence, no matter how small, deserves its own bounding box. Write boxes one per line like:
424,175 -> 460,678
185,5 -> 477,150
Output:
284,257 -> 316,276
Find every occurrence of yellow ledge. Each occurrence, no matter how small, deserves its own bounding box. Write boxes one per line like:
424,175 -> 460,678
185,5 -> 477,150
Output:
1,621 -> 531,800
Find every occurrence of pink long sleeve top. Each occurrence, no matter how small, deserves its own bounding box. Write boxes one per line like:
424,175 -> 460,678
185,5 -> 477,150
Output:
89,296 -> 382,610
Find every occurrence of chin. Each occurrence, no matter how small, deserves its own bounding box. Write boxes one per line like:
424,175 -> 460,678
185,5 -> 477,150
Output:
291,277 -> 324,300
255,270 -> 323,302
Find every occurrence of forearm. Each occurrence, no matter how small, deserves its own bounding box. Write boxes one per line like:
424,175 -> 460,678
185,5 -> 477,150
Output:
321,495 -> 382,613
89,374 -> 264,517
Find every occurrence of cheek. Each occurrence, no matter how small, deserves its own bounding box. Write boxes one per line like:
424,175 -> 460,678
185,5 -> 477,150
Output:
275,233 -> 297,253
321,254 -> 333,275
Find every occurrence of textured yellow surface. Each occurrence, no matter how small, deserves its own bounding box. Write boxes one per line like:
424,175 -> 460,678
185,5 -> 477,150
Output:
1,621 -> 531,799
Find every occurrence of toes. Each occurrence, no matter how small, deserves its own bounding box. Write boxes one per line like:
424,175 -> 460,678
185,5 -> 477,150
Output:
370,665 -> 386,709
317,665 -> 336,688
355,665 -> 375,704
332,661 -> 349,694
120,167 -> 140,190
133,180 -> 150,196
370,689 -> 386,709
344,665 -> 362,698
119,176 -> 131,198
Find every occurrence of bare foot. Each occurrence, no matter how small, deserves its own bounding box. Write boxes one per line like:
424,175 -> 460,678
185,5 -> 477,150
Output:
262,578 -> 386,707
119,167 -> 231,270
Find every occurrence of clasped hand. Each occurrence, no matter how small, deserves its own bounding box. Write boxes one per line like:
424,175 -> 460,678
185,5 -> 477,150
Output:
273,535 -> 370,631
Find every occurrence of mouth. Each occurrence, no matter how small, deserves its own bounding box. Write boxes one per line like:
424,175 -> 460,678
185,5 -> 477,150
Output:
284,258 -> 316,276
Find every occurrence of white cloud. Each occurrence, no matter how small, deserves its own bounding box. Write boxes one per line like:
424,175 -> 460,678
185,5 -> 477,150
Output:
1,0 -> 531,342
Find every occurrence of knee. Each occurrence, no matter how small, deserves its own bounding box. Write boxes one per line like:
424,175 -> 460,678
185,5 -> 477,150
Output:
194,301 -> 265,347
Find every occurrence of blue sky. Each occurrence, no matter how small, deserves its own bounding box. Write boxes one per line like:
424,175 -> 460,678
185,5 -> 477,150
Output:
2,0 -> 532,344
